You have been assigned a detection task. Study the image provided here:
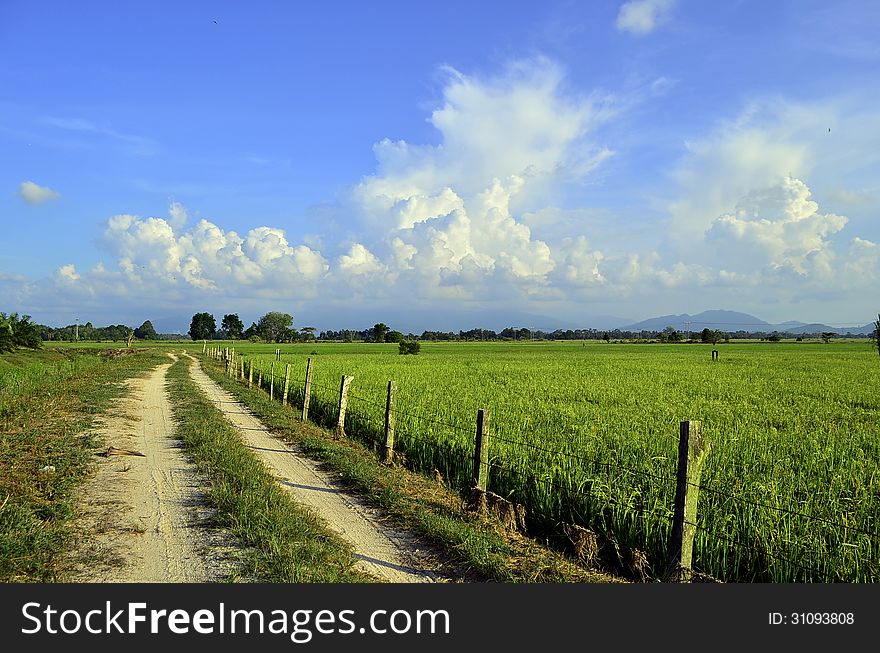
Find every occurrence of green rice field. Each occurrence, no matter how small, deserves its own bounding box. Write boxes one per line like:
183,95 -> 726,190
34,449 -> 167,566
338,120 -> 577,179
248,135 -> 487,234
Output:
204,339 -> 880,582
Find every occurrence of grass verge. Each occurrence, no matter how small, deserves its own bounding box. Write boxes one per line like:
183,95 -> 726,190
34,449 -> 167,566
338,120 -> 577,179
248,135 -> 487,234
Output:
199,357 -> 621,583
0,346 -> 169,581
165,357 -> 373,582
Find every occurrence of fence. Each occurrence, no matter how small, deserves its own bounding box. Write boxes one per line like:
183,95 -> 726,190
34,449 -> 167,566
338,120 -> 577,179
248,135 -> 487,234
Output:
200,346 -> 879,583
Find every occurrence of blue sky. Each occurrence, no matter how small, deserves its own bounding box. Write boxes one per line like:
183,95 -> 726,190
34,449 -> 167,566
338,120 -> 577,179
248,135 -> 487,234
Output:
2,0 -> 879,333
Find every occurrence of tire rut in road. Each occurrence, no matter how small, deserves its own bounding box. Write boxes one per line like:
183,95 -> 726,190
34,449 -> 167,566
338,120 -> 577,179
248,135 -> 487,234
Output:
69,357 -> 240,582
184,354 -> 442,583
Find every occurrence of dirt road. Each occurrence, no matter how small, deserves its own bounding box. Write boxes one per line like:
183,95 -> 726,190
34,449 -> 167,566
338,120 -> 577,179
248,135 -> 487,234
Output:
69,356 -> 236,582
184,354 -> 441,583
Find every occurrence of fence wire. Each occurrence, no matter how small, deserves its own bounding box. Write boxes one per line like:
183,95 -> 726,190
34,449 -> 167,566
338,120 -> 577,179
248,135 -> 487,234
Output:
202,352 -> 878,578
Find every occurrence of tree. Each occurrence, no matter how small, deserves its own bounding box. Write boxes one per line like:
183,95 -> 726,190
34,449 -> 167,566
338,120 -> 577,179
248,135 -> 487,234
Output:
0,312 -> 42,352
256,311 -> 294,343
821,332 -> 835,344
189,312 -> 216,340
372,323 -> 390,343
134,320 -> 158,340
603,332 -> 611,343
300,326 -> 316,342
385,330 -> 405,344
220,313 -> 244,340
661,326 -> 681,343
700,328 -> 712,343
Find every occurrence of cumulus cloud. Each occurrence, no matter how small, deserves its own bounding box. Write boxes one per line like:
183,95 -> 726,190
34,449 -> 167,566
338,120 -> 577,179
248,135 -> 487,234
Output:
356,58 -> 613,220
88,203 -> 329,296
668,97 -> 880,246
348,59 -> 614,301
168,201 -> 188,229
706,177 -> 848,278
18,181 -> 61,205
616,0 -> 676,36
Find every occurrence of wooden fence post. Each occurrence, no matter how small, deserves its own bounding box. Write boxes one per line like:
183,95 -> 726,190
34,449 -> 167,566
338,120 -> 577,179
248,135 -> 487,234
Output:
282,364 -> 291,405
335,375 -> 353,438
301,357 -> 313,421
270,361 -> 275,400
248,360 -> 253,388
668,420 -> 709,582
257,363 -> 263,390
383,380 -> 396,464
470,409 -> 490,512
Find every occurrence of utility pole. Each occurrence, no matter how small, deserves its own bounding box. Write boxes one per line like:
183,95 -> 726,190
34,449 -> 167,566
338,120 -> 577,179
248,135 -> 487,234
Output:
75,317 -> 79,342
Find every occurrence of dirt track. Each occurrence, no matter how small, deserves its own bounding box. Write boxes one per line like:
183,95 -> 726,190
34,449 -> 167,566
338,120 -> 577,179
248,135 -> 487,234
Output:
69,354 -> 442,583
184,354 -> 440,583
69,356 -> 236,582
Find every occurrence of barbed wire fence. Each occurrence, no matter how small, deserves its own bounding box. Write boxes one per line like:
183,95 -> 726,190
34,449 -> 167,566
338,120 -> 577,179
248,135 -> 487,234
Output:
199,346 -> 879,583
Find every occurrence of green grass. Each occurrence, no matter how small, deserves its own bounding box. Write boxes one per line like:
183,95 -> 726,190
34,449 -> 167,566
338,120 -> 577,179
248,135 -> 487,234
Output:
165,357 -> 374,582
0,346 -> 169,581
200,339 -> 880,582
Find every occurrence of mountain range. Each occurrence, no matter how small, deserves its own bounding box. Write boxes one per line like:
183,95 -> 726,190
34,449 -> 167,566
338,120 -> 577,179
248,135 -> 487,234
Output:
621,310 -> 875,336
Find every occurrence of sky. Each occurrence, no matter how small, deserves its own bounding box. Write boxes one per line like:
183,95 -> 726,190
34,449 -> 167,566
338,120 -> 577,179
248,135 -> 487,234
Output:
2,0 -> 879,333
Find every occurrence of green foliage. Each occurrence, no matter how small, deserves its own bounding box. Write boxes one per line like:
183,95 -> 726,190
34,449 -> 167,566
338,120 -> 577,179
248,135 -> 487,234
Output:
0,347 -> 167,580
372,323 -> 390,343
821,332 -> 836,343
398,341 -> 420,355
0,312 -> 42,352
133,319 -> 157,340
220,313 -> 244,340
189,312 -> 216,341
256,312 -> 294,343
657,326 -> 681,343
386,330 -> 405,344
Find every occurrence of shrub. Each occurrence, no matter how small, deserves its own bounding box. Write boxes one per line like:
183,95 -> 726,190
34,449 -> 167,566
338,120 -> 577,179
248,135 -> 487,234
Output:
399,341 -> 420,355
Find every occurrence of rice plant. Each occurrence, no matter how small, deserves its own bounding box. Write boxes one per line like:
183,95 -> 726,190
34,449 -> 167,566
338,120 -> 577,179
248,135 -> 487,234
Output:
215,339 -> 880,582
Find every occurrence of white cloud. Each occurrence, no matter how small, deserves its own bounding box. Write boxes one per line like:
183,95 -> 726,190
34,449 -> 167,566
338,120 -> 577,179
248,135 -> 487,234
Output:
338,243 -> 384,277
706,177 -> 847,278
168,201 -> 188,229
55,264 -> 80,282
18,180 -> 61,205
668,97 -> 880,246
349,59 -> 612,301
356,58 -> 613,221
616,0 -> 676,36
94,204 -> 329,296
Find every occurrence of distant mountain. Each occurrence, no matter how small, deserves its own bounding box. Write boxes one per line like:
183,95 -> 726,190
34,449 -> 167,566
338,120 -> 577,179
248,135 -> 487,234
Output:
777,322 -> 875,336
623,310 -> 875,336
623,310 -> 771,333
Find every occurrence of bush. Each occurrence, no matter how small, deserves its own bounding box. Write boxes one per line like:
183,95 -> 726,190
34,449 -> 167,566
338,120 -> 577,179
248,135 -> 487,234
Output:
399,341 -> 420,355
